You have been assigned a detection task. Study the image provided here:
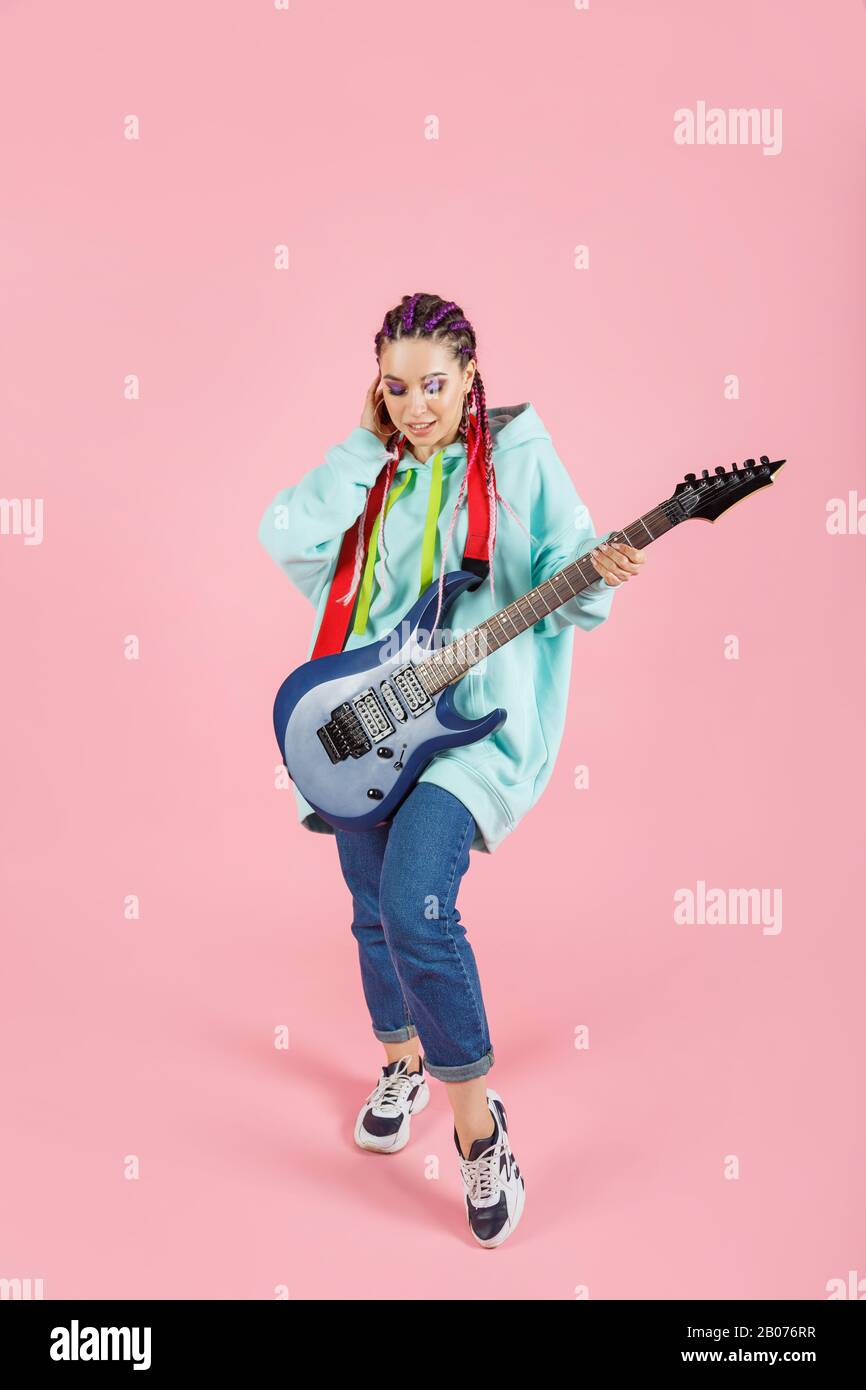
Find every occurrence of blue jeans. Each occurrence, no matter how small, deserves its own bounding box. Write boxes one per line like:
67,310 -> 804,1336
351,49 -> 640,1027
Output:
333,782 -> 495,1083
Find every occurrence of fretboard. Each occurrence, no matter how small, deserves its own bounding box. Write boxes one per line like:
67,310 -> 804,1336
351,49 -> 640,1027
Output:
417,500 -> 680,695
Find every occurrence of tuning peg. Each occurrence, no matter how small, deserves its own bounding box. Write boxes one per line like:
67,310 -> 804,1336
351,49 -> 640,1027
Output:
714,465 -> 726,476
684,472 -> 696,483
731,462 -> 739,472
701,469 -> 710,479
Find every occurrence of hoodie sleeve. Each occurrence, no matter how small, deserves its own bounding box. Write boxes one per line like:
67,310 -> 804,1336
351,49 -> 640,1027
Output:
529,438 -> 617,638
257,426 -> 390,608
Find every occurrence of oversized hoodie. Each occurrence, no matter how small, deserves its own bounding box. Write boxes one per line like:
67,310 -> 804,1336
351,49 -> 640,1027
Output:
258,402 -> 617,853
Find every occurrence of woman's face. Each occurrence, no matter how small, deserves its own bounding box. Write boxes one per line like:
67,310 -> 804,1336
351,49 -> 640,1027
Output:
379,339 -> 475,460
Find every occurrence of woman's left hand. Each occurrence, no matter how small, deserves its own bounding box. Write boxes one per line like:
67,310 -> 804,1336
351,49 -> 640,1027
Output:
589,539 -> 646,585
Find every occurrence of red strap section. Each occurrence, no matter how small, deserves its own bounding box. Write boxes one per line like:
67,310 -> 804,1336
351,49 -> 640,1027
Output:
463,466 -> 490,560
462,409 -> 491,563
311,456 -> 396,660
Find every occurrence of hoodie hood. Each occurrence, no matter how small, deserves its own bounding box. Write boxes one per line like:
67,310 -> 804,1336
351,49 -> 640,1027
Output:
394,401 -> 552,472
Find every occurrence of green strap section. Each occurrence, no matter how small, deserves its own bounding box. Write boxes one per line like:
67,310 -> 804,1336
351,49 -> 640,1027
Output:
419,450 -> 444,591
352,468 -> 414,636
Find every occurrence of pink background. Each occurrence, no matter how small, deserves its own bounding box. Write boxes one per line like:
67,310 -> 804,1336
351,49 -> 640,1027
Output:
2,0 -> 864,1299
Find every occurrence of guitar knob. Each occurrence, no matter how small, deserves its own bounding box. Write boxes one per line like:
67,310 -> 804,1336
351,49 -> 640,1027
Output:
366,788 -> 384,800
377,747 -> 393,758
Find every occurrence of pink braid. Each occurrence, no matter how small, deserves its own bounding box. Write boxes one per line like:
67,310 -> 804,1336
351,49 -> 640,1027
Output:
495,488 -> 537,543
336,488 -> 370,607
374,459 -> 397,600
485,455 -> 497,603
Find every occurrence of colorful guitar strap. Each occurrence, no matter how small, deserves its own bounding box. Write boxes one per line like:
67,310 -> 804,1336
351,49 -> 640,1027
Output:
312,419 -> 491,660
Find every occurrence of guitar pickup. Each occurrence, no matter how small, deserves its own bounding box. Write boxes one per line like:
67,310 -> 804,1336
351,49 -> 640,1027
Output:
352,687 -> 395,743
392,664 -> 433,716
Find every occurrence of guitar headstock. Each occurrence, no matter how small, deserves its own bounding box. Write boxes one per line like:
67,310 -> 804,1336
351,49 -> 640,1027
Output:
671,456 -> 786,522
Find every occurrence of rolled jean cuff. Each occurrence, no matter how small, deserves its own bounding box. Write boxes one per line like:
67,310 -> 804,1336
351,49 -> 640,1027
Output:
372,1023 -> 419,1043
422,1045 -> 495,1083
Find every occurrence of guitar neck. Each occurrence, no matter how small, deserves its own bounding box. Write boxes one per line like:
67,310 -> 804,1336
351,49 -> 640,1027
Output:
417,499 -> 681,695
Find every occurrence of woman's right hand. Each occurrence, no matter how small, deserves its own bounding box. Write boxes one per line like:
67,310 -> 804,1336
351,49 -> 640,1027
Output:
361,371 -> 394,445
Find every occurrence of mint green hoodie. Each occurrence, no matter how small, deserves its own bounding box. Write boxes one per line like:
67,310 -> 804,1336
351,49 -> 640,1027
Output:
258,402 -> 616,853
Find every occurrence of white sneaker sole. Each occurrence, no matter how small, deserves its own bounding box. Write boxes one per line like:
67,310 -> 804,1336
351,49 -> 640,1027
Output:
467,1088 -> 526,1248
472,1173 -> 526,1248
353,1078 -> 431,1154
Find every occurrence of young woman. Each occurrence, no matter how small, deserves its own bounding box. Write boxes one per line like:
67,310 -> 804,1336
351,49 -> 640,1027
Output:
258,292 -> 645,1248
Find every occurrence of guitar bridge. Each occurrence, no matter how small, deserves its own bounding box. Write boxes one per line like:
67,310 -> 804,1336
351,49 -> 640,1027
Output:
316,701 -> 371,763
315,687 -> 396,765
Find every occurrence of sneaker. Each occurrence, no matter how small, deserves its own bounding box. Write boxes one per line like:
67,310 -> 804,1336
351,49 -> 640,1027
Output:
454,1089 -> 525,1248
353,1053 -> 430,1154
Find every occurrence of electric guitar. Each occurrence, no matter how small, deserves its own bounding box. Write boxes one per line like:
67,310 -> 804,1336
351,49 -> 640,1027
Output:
272,455 -> 785,831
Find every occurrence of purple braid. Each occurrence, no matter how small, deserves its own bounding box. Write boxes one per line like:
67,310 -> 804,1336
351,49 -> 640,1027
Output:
422,301 -> 459,330
402,293 -> 423,331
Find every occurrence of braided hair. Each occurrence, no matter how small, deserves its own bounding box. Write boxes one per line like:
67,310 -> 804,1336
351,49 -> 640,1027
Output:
338,292 -> 531,641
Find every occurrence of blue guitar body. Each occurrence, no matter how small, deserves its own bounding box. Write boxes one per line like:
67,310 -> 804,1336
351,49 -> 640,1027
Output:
272,569 -> 507,832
